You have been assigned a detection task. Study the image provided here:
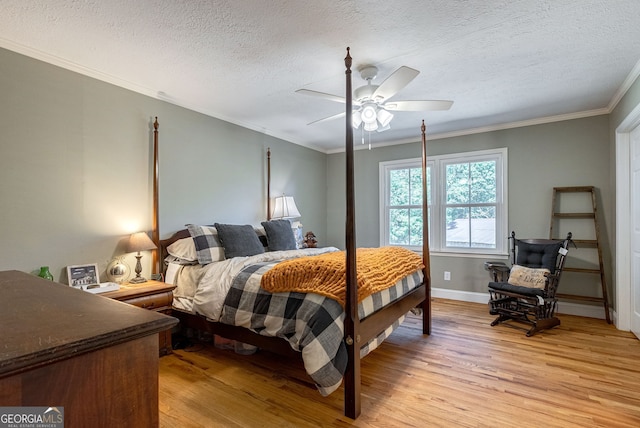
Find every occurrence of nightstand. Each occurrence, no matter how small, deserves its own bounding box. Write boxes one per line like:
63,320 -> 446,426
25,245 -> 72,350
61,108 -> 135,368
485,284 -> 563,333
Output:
101,280 -> 176,356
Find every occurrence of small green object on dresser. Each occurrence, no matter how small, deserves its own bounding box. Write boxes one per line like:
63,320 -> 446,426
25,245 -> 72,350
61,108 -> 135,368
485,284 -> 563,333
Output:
37,266 -> 54,281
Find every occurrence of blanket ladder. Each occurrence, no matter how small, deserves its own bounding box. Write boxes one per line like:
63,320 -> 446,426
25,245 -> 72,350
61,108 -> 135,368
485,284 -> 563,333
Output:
549,186 -> 611,323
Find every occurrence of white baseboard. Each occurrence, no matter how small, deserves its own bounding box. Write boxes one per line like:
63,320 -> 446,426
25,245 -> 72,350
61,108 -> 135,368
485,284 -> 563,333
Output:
556,300 -> 609,320
432,287 -> 609,320
432,288 -> 490,304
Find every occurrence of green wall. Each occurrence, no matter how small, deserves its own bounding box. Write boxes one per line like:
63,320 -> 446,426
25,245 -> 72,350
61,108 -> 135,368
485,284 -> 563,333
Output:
326,116 -> 613,303
0,47 -> 327,282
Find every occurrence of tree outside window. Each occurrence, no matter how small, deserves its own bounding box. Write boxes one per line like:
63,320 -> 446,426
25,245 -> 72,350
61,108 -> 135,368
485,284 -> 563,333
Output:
388,167 -> 426,246
444,160 -> 497,249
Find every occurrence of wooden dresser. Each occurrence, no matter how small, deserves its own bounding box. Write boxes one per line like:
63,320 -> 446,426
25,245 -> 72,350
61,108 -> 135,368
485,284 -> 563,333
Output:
101,280 -> 176,355
0,270 -> 178,427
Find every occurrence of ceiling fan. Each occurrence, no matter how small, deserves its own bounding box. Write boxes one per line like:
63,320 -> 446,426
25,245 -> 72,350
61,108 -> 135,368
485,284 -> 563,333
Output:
296,65 -> 453,132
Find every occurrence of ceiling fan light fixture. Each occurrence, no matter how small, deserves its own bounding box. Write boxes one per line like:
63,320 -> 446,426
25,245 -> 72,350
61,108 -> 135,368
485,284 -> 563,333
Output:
377,109 -> 393,127
361,104 -> 378,124
364,121 -> 378,132
352,110 -> 362,128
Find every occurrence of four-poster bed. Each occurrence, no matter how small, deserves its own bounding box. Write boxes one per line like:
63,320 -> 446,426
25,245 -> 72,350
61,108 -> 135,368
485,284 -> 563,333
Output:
152,48 -> 432,419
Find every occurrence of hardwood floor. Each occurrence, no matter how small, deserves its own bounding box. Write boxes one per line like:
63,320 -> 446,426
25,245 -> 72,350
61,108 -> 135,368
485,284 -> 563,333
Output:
159,299 -> 640,427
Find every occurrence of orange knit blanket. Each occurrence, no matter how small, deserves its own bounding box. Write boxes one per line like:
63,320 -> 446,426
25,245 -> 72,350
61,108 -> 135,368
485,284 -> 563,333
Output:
260,247 -> 424,307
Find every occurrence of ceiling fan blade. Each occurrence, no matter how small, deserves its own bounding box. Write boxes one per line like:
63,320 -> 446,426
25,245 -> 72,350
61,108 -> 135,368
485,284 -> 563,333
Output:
384,100 -> 453,112
296,89 -> 346,104
372,66 -> 420,101
307,111 -> 345,125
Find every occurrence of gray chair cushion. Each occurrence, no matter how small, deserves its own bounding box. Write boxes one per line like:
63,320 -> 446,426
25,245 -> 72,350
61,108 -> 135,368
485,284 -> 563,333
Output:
515,240 -> 563,273
489,281 -> 546,297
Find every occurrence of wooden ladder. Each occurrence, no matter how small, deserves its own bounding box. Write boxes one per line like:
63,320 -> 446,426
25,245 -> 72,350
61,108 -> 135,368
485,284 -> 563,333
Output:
549,186 -> 611,323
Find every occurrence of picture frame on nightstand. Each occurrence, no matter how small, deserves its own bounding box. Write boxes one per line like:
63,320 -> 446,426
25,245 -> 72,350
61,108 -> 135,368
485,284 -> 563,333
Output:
67,263 -> 119,293
67,263 -> 99,288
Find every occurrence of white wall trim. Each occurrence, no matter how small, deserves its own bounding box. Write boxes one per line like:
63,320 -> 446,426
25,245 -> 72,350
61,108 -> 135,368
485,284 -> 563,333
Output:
615,131 -> 631,331
614,102 -> 640,331
432,288 -> 490,304
432,288 -> 608,320
3,37 -> 639,157
556,301 -> 608,320
327,109 -> 609,154
608,57 -> 640,111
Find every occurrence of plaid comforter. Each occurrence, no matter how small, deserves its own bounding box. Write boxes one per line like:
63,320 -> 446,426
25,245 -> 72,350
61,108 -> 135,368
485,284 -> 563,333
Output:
214,254 -> 424,396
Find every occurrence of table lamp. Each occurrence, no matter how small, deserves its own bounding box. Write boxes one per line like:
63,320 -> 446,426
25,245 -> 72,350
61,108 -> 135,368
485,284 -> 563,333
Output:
127,232 -> 157,284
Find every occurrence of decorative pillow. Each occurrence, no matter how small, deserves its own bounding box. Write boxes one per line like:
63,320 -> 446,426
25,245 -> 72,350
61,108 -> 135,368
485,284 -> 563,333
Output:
166,237 -> 198,262
186,224 -> 226,265
261,219 -> 297,251
214,223 -> 265,259
507,264 -> 550,289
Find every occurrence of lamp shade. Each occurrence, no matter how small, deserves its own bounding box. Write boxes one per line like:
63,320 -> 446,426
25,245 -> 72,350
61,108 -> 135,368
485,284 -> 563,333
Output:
352,110 -> 363,128
127,232 -> 157,253
377,108 -> 394,127
364,120 -> 378,132
272,195 -> 301,219
361,104 -> 378,124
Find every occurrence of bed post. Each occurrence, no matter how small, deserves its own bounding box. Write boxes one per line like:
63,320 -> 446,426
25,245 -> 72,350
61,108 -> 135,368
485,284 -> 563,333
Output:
343,47 -> 361,419
152,117 -> 160,275
267,147 -> 271,221
421,120 -> 432,335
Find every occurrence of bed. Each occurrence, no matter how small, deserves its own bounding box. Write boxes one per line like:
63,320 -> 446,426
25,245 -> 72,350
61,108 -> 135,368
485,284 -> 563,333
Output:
152,48 -> 432,419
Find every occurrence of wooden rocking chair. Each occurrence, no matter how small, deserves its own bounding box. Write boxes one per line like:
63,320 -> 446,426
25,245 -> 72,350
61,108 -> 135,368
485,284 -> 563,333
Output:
485,231 -> 573,336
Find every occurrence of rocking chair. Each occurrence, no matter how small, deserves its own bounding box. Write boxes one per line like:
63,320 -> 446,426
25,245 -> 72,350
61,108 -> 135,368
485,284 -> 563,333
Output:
485,231 -> 573,336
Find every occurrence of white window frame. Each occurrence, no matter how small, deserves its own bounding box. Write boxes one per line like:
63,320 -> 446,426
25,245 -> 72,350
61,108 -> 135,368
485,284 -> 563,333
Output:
379,148 -> 508,256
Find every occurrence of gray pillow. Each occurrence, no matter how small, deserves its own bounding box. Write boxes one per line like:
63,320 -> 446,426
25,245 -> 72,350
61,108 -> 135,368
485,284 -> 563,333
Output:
261,219 -> 297,251
214,223 -> 265,259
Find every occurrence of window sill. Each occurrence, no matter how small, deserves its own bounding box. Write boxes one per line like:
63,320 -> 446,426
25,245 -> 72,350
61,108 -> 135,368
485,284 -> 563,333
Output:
415,250 -> 509,259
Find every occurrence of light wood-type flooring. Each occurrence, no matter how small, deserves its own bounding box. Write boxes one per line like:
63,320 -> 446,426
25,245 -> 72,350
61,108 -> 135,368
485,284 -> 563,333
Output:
159,299 -> 640,427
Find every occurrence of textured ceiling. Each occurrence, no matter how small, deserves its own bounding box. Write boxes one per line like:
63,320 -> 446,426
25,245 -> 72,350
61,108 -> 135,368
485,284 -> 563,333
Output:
2,0 -> 640,152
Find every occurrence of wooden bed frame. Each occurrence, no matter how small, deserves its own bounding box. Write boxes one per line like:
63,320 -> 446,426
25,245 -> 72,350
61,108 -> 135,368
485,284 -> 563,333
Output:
152,48 -> 432,419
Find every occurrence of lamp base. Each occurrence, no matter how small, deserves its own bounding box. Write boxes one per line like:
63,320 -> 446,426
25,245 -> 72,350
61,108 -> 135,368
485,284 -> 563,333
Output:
129,275 -> 147,284
129,253 -> 147,284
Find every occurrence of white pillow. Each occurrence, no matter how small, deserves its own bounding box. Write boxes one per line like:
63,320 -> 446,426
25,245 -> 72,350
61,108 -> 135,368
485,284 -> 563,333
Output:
167,237 -> 197,262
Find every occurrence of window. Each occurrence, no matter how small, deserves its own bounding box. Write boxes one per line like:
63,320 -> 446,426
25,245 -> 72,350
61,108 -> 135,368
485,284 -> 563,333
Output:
380,148 -> 507,255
